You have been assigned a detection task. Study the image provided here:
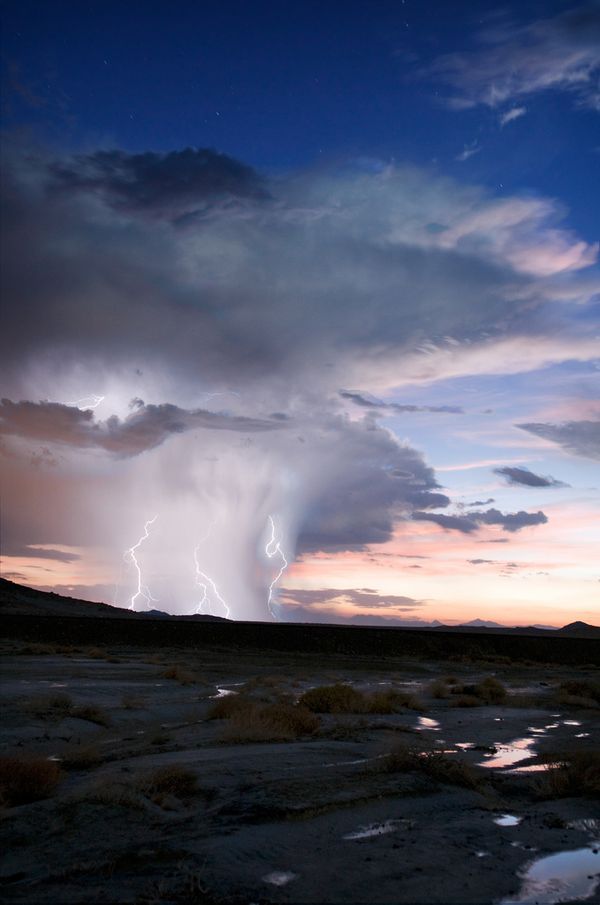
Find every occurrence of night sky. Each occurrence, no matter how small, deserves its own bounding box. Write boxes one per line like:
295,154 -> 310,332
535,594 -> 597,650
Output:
1,0 -> 599,626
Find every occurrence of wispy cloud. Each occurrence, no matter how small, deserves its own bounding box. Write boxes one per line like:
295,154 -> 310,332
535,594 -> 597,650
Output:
428,5 -> 600,112
500,106 -> 527,127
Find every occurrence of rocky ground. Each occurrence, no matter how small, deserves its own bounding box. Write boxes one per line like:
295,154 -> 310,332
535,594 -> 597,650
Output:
0,641 -> 598,904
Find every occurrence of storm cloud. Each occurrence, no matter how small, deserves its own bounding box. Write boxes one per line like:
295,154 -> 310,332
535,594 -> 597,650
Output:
494,466 -> 569,488
413,507 -> 548,534
517,420 -> 600,461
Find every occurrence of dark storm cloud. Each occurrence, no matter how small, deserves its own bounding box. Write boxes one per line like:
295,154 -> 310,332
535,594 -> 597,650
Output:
4,142 -> 591,395
279,588 -> 423,610
49,147 -> 267,220
340,390 -> 463,415
494,465 -> 569,487
467,498 -> 495,506
427,4 -> 600,111
468,559 -> 493,565
0,399 -> 282,457
413,507 -> 548,533
517,420 -> 600,461
296,416 -> 447,553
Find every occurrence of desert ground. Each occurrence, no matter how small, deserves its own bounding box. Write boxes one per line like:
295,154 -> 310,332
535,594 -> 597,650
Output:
1,628 -> 599,905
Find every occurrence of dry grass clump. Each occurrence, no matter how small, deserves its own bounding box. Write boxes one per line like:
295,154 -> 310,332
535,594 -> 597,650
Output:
161,665 -> 198,685
475,676 -> 507,704
298,683 -> 422,714
537,750 -> 600,799
71,704 -> 111,727
0,756 -> 61,806
219,701 -> 319,743
449,676 -> 507,707
428,679 -> 451,699
61,744 -> 103,770
207,694 -> 251,720
453,694 -> 482,708
379,745 -> 482,790
82,778 -> 143,810
298,683 -> 367,713
137,765 -> 198,803
367,689 -> 423,713
556,680 -> 600,710
24,692 -> 73,719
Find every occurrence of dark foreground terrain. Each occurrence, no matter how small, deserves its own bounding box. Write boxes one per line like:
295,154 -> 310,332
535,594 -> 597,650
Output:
1,590 -> 599,904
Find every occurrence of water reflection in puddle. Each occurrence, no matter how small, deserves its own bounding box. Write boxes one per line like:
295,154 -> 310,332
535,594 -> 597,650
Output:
494,814 -> 522,827
262,871 -> 297,887
417,717 -> 440,731
210,687 -> 238,699
479,737 -> 536,769
501,843 -> 600,904
475,851 -> 491,858
344,819 -> 403,840
563,720 -> 582,727
575,732 -> 590,738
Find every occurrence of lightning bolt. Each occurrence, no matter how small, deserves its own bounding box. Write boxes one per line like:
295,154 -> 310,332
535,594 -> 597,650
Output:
125,515 -> 158,610
265,514 -> 288,619
193,527 -> 230,618
68,394 -> 105,409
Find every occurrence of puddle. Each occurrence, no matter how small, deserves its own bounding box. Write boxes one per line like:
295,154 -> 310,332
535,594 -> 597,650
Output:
563,720 -> 582,727
476,851 -> 491,858
50,683 -> 68,688
507,763 -> 546,774
575,732 -> 590,738
544,723 -> 560,730
47,755 -> 62,762
528,727 -> 547,735
417,717 -> 440,731
262,871 -> 297,887
501,843 -> 600,904
344,819 -> 403,840
479,737 -> 536,769
211,686 -> 241,699
494,814 -> 522,827
456,742 -> 475,750
494,718 -> 503,722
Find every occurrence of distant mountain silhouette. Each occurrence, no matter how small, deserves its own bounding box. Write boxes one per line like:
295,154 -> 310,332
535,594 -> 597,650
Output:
557,620 -> 600,637
0,578 -> 228,621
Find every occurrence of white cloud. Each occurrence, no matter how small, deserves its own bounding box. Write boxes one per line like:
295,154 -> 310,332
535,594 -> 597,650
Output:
500,106 -> 527,127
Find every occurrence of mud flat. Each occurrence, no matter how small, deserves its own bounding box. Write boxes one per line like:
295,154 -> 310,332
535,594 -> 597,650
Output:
0,624 -> 599,904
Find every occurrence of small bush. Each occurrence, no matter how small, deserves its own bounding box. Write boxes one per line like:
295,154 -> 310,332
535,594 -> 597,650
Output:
61,744 -> 103,770
558,680 -> 600,705
537,750 -> 600,799
453,694 -> 482,708
367,690 -> 423,712
83,779 -> 143,810
85,647 -> 107,659
428,680 -> 451,699
161,665 -> 197,685
71,705 -> 111,727
0,756 -> 61,806
138,766 -> 197,801
379,745 -> 482,790
475,677 -> 507,704
299,683 -> 367,713
220,702 -> 319,743
24,693 -> 73,720
207,694 -> 249,720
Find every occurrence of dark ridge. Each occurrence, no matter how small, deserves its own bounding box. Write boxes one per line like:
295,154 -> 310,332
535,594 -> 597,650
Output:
1,580 -> 598,666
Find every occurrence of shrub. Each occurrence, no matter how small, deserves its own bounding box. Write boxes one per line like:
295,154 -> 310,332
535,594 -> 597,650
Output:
428,679 -> 451,699
161,665 -> 197,685
138,766 -> 197,801
558,680 -> 600,704
24,693 -> 73,720
61,744 -> 103,769
298,684 -> 369,713
453,694 -> 482,708
220,702 -> 319,743
71,705 -> 111,727
0,756 -> 61,806
207,694 -> 250,720
537,750 -> 600,799
367,690 -> 423,712
379,745 -> 482,790
475,677 -> 507,704
121,694 -> 145,710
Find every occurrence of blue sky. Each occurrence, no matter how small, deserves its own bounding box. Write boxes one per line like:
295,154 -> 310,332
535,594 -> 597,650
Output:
1,1 -> 598,625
